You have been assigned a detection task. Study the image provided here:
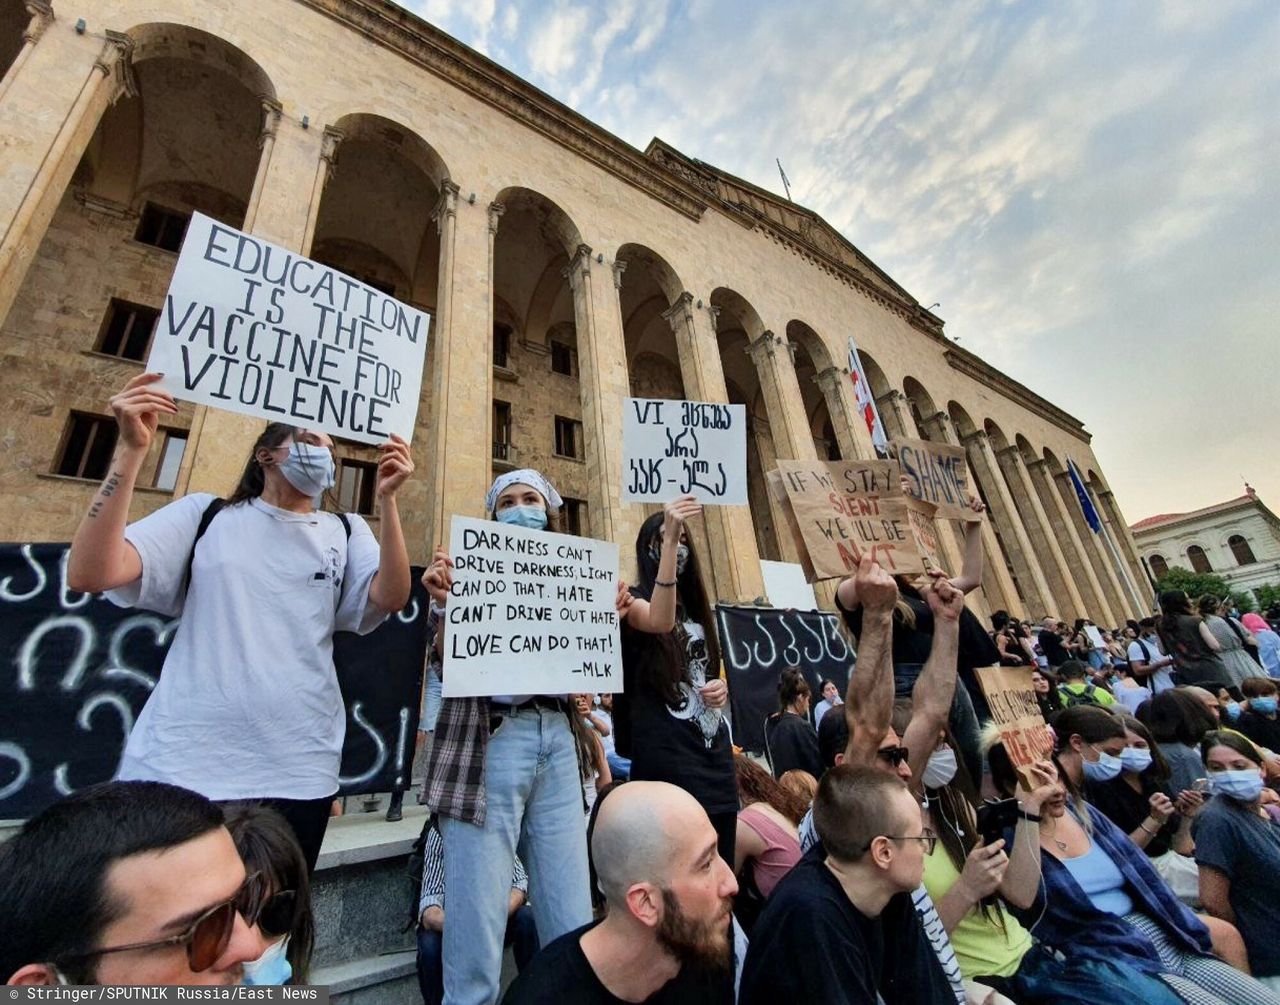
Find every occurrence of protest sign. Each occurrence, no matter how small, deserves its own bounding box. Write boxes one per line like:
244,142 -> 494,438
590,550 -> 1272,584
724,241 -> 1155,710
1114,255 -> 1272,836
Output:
442,516 -> 621,697
1084,624 -> 1106,650
893,436 -> 978,522
716,605 -> 853,754
622,398 -> 747,504
0,543 -> 426,819
774,459 -> 925,579
975,665 -> 1054,788
147,212 -> 430,445
904,498 -> 944,573
760,560 -> 819,611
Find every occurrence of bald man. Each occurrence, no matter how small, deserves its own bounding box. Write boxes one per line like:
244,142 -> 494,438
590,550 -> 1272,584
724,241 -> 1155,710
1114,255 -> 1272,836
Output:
502,781 -> 736,1004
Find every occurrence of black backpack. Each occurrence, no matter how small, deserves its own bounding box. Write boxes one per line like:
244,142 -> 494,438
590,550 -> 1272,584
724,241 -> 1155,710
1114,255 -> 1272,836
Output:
184,497 -> 350,594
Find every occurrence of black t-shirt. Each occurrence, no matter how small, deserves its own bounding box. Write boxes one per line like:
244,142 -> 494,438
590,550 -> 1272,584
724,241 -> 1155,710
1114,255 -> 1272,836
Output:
1038,629 -> 1069,668
502,922 -> 733,1005
764,712 -> 824,780
740,854 -> 956,1005
1086,774 -> 1174,858
615,590 -> 736,814
1237,711 -> 1280,755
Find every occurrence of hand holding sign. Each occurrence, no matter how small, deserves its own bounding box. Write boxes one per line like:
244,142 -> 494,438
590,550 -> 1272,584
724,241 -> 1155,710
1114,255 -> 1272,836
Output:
663,494 -> 703,536
422,547 -> 454,604
110,373 -> 178,451
923,571 -> 964,622
893,436 -> 980,522
375,434 -> 415,499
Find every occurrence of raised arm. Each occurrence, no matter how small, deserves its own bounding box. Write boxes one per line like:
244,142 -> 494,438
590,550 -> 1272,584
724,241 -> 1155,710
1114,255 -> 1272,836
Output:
843,557 -> 898,766
949,496 -> 986,594
624,495 -> 701,634
67,373 -> 177,593
903,574 -> 963,789
1000,760 -> 1057,909
367,434 -> 413,612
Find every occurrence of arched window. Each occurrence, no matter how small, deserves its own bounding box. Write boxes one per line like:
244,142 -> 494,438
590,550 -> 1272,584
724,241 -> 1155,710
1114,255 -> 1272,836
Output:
1187,545 -> 1212,574
1229,535 -> 1257,566
1149,554 -> 1169,580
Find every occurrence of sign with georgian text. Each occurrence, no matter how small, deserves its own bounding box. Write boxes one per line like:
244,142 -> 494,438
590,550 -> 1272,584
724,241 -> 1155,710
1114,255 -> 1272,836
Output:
622,398 -> 747,504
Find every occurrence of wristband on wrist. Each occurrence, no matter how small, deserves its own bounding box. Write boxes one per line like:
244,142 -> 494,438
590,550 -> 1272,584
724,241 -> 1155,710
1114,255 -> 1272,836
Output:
1139,820 -> 1160,836
654,579 -> 677,588
1016,809 -> 1041,823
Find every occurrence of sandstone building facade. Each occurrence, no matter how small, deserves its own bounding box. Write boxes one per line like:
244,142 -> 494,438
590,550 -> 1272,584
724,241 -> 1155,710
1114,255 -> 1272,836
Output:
0,0 -> 1149,624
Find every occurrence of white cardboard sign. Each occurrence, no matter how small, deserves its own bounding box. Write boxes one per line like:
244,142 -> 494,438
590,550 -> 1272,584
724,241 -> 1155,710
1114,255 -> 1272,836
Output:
441,516 -> 622,697
622,397 -> 747,504
147,212 -> 430,445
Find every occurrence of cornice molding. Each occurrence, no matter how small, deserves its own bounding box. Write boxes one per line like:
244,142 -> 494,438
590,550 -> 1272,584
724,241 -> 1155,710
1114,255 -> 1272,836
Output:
298,0 -> 709,221
943,349 -> 1091,444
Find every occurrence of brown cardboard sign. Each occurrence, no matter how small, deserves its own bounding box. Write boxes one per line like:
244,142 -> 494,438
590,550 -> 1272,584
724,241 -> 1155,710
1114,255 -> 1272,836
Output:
894,436 -> 980,522
975,665 -> 1054,788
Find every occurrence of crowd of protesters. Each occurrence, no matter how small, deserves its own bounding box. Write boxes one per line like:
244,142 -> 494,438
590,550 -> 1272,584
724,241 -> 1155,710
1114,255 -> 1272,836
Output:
3,373 -> 1280,1005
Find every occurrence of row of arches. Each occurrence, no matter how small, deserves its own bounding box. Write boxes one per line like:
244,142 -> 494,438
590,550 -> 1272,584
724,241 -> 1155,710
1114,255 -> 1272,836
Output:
0,10 -> 1145,622
1149,536 -> 1257,580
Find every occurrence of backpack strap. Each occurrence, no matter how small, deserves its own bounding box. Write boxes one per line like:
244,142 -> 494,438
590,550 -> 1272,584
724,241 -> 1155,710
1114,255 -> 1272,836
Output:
337,512 -> 351,539
184,497 -> 227,597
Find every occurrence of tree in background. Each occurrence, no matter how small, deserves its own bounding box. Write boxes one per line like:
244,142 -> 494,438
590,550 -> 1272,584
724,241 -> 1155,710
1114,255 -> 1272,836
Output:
1155,566 -> 1255,613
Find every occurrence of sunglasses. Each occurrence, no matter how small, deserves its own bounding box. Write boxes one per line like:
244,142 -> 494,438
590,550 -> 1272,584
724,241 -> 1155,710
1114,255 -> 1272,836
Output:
876,745 -> 910,767
57,873 -> 259,973
236,872 -> 298,940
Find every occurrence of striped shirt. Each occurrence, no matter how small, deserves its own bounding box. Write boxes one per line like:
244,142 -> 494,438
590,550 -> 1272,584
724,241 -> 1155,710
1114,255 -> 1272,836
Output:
419,821 -> 528,916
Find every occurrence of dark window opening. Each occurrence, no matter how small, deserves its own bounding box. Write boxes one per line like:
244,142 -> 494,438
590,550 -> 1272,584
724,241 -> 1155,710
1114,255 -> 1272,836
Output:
135,204 -> 191,252
554,416 -> 583,459
56,413 -> 118,480
96,299 -> 159,360
551,341 -> 575,376
337,459 -> 378,516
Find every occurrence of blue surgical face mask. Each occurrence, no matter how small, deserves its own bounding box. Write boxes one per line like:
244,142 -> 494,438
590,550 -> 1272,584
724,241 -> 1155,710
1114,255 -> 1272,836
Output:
1223,701 -> 1242,721
277,441 -> 335,499
497,504 -> 547,531
1209,769 -> 1265,803
1120,746 -> 1152,775
1252,697 -> 1278,716
1082,745 -> 1124,782
242,936 -> 292,986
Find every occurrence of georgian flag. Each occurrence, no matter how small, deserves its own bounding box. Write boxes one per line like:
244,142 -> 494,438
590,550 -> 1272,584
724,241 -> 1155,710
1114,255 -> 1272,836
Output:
848,335 -> 889,458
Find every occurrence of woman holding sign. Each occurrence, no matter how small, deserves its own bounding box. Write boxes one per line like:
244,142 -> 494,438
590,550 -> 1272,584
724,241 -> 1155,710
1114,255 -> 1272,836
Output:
420,470 -> 688,1005
613,498 -> 740,864
66,372 -> 414,871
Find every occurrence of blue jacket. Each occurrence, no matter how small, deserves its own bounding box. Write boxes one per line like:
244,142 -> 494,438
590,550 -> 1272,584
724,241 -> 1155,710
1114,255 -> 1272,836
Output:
1005,801 -> 1211,973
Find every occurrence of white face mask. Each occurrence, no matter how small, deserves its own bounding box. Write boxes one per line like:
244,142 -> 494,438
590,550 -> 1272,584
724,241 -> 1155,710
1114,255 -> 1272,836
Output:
922,746 -> 959,789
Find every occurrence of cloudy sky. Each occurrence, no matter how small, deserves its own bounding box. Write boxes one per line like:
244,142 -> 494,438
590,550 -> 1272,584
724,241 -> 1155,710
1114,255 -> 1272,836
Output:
398,0 -> 1278,525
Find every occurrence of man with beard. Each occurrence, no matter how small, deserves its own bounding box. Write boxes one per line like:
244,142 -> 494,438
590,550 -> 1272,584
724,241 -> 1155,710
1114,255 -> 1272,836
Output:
502,781 -> 736,1004
742,766 -> 956,1004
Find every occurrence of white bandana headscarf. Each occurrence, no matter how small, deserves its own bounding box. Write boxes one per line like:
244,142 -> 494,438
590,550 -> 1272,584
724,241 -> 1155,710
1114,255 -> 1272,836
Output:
485,468 -> 563,515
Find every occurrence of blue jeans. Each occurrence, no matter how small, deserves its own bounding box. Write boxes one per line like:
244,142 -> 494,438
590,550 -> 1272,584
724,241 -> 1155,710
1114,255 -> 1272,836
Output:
605,750 -> 631,781
417,905 -> 539,1005
439,705 -> 591,1005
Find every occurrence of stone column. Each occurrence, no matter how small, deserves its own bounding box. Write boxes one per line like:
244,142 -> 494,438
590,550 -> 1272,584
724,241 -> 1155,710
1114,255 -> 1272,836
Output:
962,429 -> 1054,617
1095,485 -> 1151,615
914,411 -> 1003,620
994,444 -> 1087,621
183,115 -> 334,496
0,1 -> 54,105
1053,468 -> 1128,622
565,244 -> 642,555
813,365 -> 873,460
745,331 -> 817,462
1026,457 -> 1113,623
662,292 -> 765,602
876,389 -> 916,439
0,29 -> 135,328
301,127 -> 343,255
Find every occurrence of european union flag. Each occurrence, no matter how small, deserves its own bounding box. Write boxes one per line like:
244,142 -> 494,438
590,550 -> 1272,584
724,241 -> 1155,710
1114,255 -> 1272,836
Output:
1067,459 -> 1102,533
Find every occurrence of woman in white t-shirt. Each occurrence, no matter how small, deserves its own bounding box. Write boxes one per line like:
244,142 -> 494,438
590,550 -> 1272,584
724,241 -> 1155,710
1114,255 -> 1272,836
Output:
67,373 -> 413,870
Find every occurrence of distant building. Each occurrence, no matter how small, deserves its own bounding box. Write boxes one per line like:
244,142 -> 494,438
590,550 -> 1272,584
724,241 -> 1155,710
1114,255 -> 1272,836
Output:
1131,486 -> 1280,603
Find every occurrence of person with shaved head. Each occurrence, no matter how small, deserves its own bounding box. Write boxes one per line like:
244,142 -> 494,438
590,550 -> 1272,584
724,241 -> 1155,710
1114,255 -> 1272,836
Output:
502,781 -> 736,1004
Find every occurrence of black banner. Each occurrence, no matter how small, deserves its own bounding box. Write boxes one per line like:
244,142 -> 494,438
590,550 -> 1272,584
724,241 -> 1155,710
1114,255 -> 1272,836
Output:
715,604 -> 855,754
0,543 -> 426,819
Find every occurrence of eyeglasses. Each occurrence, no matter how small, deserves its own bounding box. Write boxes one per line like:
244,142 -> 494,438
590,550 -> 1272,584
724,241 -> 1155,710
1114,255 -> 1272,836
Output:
876,745 -> 910,767
56,873 -> 259,973
864,827 -> 938,855
236,872 -> 298,940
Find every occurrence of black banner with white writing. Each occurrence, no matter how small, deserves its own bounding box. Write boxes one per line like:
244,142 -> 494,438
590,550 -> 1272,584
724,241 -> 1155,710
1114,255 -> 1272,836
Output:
715,605 -> 854,754
0,544 -> 425,819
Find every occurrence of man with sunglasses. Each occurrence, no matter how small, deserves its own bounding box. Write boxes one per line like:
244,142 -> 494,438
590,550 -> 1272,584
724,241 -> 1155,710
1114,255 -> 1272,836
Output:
742,766 -> 955,1004
2,781 -> 263,986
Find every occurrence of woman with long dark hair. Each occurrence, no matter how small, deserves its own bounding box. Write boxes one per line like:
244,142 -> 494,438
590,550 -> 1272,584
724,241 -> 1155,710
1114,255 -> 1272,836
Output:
67,374 -> 413,871
614,501 -> 740,863
1158,590 -> 1232,689
223,804 -> 315,986
1195,730 -> 1280,991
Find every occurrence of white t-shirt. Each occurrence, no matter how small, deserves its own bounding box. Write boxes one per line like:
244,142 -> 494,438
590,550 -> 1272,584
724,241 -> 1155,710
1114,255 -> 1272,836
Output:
107,493 -> 385,800
1128,636 -> 1174,694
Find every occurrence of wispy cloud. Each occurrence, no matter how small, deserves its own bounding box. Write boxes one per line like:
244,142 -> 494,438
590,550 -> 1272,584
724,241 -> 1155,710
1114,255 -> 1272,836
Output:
394,0 -> 1279,522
